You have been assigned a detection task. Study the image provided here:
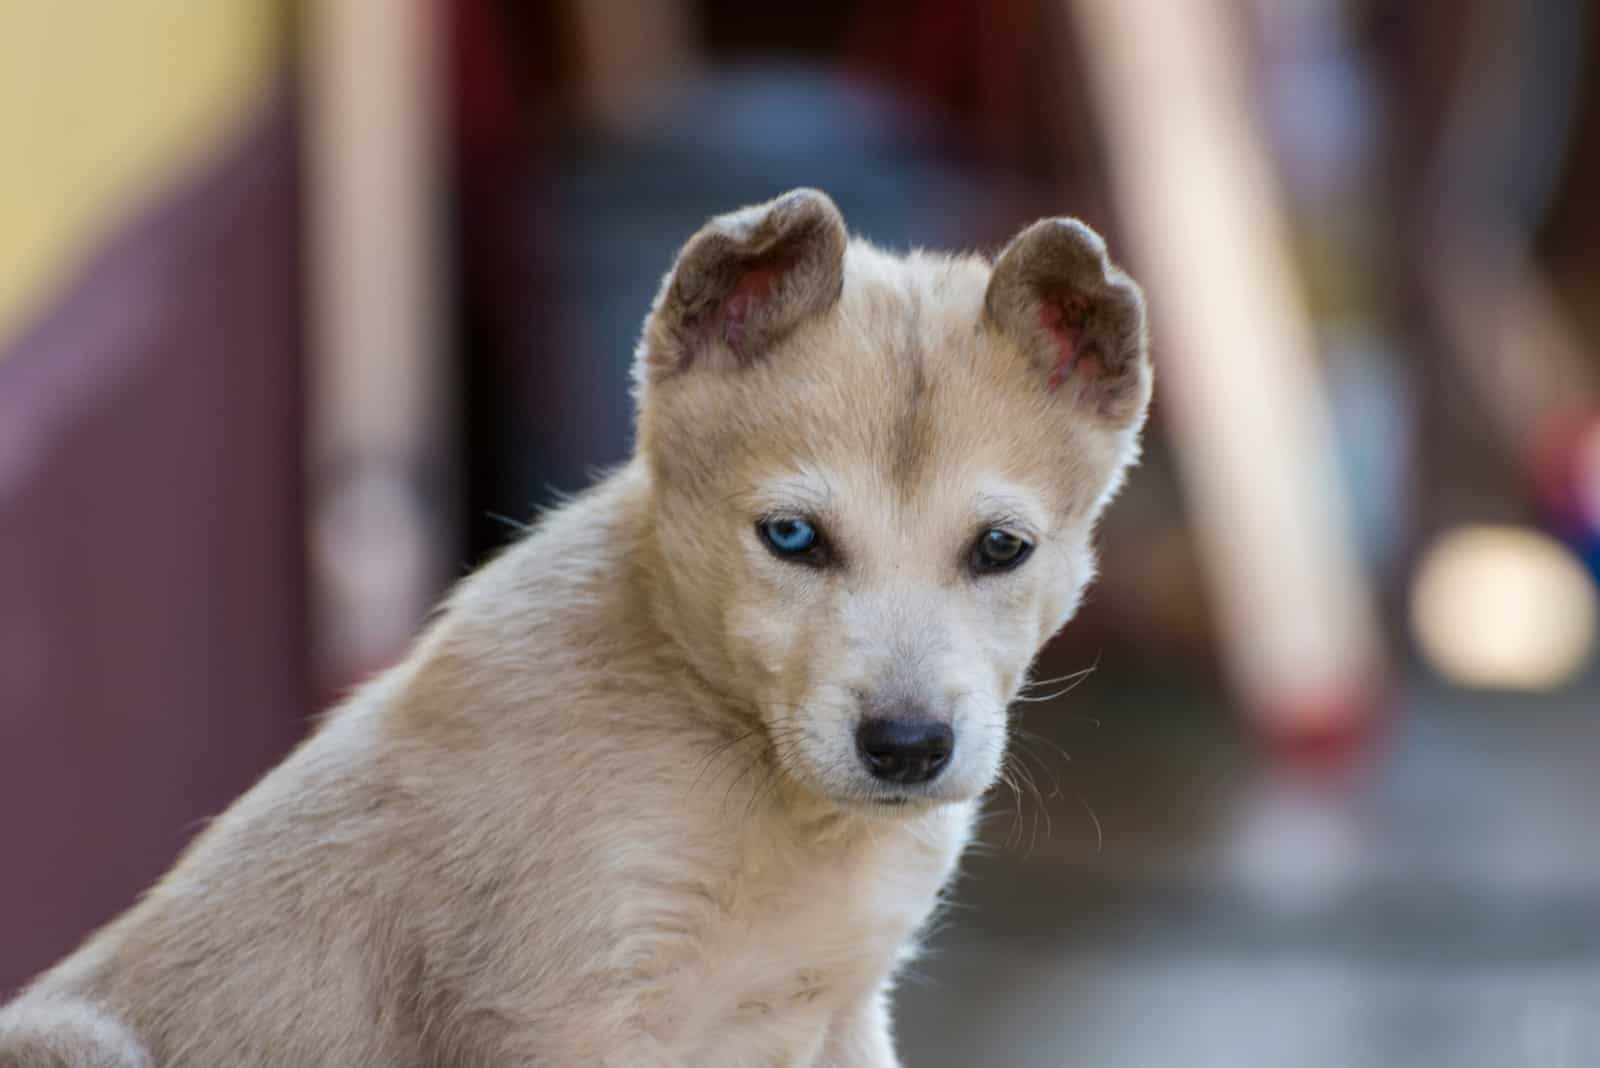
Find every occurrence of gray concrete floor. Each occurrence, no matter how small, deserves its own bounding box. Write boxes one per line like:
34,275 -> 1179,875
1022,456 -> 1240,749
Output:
893,674 -> 1600,1067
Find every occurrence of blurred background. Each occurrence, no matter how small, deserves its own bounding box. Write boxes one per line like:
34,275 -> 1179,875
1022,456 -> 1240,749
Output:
3,1 -> 1600,1063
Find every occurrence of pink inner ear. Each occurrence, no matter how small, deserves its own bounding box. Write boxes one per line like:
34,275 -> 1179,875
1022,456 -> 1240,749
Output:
1039,291 -> 1095,391
716,261 -> 788,355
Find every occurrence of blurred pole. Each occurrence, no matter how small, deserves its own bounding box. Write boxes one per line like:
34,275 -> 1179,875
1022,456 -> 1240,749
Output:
1419,0 -> 1600,569
1066,0 -> 1385,756
303,0 -> 453,696
567,0 -> 701,127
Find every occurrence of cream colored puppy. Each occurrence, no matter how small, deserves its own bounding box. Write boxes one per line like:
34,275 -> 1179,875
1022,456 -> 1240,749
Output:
0,189 -> 1150,1067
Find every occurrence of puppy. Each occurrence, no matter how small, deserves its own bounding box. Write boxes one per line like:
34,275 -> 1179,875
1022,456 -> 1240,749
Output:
0,189 -> 1150,1067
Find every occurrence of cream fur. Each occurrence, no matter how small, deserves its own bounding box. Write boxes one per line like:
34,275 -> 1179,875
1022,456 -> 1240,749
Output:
0,190 -> 1150,1067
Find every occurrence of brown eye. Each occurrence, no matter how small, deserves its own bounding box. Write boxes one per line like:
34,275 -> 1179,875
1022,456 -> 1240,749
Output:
972,528 -> 1032,574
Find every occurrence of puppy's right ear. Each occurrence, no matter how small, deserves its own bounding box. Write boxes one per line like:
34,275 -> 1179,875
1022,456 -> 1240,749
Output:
985,218 -> 1150,428
635,189 -> 848,386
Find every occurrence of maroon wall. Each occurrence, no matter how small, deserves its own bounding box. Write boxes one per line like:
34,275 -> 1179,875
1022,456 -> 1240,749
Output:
0,97 -> 310,995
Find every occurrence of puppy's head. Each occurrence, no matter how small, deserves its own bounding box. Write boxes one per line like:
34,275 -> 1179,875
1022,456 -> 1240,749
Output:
636,189 -> 1150,809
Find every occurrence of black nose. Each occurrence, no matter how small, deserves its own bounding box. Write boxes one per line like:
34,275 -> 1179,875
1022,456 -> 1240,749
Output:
855,718 -> 954,784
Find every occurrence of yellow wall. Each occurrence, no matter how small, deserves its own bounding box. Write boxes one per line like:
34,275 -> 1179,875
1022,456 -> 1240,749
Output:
0,2 -> 283,349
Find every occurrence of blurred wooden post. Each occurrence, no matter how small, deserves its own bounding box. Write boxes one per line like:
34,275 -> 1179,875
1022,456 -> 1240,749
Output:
1067,0 -> 1385,755
567,0 -> 701,126
303,0 -> 453,695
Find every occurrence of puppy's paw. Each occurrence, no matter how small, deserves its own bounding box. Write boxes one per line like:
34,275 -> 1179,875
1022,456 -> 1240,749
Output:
0,997 -> 151,1068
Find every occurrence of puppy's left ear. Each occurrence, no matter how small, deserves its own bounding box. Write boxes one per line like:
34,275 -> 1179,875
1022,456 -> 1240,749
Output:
636,188 -> 848,385
984,219 -> 1151,427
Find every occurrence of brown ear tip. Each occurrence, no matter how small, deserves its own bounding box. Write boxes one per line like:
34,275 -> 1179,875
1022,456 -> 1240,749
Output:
769,188 -> 846,235
775,187 -> 839,213
1008,217 -> 1113,280
699,188 -> 846,252
1040,217 -> 1108,255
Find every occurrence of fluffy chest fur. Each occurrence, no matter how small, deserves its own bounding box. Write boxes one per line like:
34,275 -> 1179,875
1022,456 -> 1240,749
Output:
659,800 -> 974,1064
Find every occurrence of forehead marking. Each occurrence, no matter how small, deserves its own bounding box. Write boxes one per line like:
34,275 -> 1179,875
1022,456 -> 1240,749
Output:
891,277 -> 935,494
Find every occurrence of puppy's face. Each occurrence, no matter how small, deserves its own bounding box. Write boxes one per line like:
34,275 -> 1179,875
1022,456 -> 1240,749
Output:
637,190 -> 1150,809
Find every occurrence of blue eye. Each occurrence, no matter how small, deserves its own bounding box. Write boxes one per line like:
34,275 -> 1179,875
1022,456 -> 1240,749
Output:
758,517 -> 823,561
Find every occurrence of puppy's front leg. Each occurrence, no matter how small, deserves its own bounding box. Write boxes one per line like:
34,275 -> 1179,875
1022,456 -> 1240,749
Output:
599,1037 -> 680,1068
817,987 -> 899,1068
549,1028 -> 681,1068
